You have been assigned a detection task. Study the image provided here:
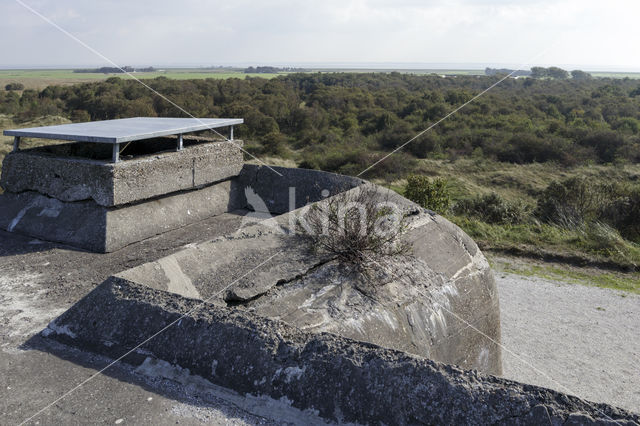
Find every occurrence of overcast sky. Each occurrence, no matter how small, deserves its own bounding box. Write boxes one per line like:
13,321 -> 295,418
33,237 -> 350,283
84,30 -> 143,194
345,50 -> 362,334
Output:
1,0 -> 638,70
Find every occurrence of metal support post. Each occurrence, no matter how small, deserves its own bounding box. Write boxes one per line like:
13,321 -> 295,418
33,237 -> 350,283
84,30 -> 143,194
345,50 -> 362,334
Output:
112,143 -> 120,163
177,134 -> 184,151
230,126 -> 234,141
13,136 -> 20,152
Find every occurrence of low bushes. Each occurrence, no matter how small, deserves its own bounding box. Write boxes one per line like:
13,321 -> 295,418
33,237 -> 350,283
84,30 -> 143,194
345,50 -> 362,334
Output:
535,177 -> 612,228
404,172 -> 640,269
453,193 -> 530,225
404,175 -> 451,213
4,82 -> 24,91
536,177 -> 640,243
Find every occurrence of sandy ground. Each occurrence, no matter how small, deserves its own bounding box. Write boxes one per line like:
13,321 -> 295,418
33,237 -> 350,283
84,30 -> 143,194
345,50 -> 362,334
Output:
496,271 -> 640,413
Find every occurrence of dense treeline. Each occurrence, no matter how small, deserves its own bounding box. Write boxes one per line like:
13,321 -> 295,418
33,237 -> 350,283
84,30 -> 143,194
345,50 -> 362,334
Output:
243,66 -> 307,73
73,66 -> 156,73
1,73 -> 640,177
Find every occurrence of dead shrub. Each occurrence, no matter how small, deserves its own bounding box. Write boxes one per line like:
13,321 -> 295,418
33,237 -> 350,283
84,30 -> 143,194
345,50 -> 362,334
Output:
299,185 -> 411,266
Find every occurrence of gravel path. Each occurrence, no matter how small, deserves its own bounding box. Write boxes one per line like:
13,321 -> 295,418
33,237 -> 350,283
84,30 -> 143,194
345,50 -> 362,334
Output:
496,272 -> 640,413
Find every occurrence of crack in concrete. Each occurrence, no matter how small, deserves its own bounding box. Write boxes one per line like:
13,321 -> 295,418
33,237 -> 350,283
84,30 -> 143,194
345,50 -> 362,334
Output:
224,256 -> 336,306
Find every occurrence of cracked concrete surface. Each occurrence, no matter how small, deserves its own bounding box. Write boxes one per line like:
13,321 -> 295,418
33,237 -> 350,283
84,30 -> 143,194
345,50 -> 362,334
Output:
43,276 -> 640,424
2,163 -> 637,424
111,183 -> 502,374
0,212 -> 340,425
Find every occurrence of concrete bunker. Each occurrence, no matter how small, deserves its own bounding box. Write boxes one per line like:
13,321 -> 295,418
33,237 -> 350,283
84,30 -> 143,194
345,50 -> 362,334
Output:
0,117 -> 245,252
2,118 -> 636,424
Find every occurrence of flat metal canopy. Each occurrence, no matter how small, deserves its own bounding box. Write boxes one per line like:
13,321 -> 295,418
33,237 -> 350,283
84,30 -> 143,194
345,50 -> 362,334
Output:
3,117 -> 243,144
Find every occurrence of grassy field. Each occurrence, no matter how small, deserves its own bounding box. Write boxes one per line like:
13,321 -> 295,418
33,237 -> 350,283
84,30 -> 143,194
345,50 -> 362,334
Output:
590,71 -> 640,79
3,67 -> 639,91
0,68 -> 284,90
491,256 -> 640,294
385,158 -> 640,208
0,68 -> 481,90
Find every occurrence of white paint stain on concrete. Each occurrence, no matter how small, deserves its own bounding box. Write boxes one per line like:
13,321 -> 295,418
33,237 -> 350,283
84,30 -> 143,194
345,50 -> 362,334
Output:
7,196 -> 64,232
157,256 -> 200,299
8,201 -> 35,232
301,284 -> 335,308
36,198 -> 63,218
281,366 -> 306,383
135,357 -> 330,425
476,347 -> 490,372
373,310 -> 399,331
42,320 -> 77,339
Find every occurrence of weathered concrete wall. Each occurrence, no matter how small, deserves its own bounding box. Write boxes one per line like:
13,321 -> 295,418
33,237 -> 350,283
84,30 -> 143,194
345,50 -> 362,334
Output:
43,277 -> 639,425
0,164 -> 364,253
1,140 -> 243,207
235,164 -> 365,213
109,183 -> 501,375
0,191 -> 106,251
0,180 -> 242,252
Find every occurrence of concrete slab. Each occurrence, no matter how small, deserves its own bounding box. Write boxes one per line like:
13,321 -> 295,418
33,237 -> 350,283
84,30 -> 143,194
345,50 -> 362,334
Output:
1,140 -> 244,207
0,213 -> 331,425
4,117 -> 243,144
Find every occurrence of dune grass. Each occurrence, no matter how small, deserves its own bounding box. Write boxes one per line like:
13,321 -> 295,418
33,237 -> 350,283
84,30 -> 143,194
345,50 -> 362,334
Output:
492,256 -> 640,294
452,216 -> 640,270
381,158 -> 640,271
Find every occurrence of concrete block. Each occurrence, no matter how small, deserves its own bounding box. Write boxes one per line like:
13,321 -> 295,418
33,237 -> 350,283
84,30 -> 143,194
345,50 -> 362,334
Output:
236,164 -> 365,214
1,140 -> 243,207
42,277 -> 639,425
0,180 -> 243,252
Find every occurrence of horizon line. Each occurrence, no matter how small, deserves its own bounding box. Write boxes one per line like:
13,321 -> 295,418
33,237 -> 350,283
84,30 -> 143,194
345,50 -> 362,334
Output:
2,63 -> 640,73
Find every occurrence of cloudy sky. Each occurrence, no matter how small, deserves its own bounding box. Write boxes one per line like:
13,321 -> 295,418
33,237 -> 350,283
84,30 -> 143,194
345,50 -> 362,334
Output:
1,0 -> 639,70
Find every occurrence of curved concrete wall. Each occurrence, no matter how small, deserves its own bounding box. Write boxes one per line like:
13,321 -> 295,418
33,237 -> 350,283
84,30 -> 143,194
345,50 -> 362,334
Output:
233,164 -> 365,213
75,166 -> 502,375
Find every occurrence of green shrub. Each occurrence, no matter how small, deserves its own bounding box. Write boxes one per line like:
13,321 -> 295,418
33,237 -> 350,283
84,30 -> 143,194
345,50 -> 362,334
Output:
535,177 -> 640,243
260,131 -> 289,157
301,148 -> 417,179
535,177 -> 612,228
495,134 -> 574,165
70,109 -> 91,122
4,82 -> 24,91
453,193 -> 531,224
404,175 -> 451,213
601,187 -> 640,242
